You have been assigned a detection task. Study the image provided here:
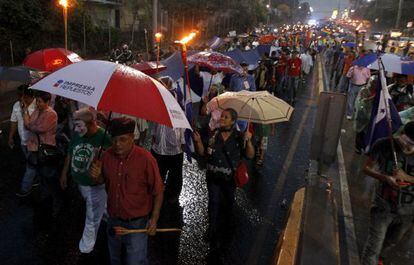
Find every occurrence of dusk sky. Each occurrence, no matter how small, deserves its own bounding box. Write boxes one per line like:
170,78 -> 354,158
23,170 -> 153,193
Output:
304,0 -> 351,19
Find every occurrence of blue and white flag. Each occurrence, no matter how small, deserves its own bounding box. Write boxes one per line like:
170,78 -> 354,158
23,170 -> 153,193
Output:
182,74 -> 195,162
364,68 -> 402,153
208,36 -> 224,50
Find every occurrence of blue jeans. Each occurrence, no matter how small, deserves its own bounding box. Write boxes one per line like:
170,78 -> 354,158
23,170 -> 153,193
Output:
287,76 -> 300,103
276,73 -> 287,97
347,83 -> 363,117
107,217 -> 149,265
337,75 -> 349,93
361,199 -> 414,265
20,145 -> 37,192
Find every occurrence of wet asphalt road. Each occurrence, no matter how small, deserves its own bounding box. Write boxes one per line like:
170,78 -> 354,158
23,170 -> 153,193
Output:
0,65 -> 320,265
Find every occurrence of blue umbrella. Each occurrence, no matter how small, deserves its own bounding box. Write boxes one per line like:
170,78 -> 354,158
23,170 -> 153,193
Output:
353,53 -> 414,75
342,42 -> 356,47
224,49 -> 245,63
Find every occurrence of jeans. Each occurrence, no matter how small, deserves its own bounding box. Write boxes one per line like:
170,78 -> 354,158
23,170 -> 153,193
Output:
107,217 -> 149,265
337,75 -> 349,93
347,83 -> 363,117
78,184 -> 107,253
361,203 -> 414,265
20,145 -> 37,193
207,174 -> 236,250
287,76 -> 300,103
151,151 -> 184,201
275,73 -> 287,97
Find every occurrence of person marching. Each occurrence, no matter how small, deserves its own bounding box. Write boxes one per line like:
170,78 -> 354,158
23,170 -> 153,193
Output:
193,108 -> 254,263
362,122 -> 414,265
89,117 -> 164,265
60,108 -> 111,254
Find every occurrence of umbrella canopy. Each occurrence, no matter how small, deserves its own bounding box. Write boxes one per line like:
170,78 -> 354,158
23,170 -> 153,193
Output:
0,66 -> 48,84
353,53 -> 414,75
187,51 -> 243,74
259,35 -> 276,44
23,48 -> 83,72
131,61 -> 167,75
207,90 -> 294,124
30,60 -> 191,129
342,42 -> 356,47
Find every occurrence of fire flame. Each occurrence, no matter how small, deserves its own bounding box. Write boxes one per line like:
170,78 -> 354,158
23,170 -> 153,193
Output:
155,32 -> 162,39
59,0 -> 68,8
178,32 -> 197,45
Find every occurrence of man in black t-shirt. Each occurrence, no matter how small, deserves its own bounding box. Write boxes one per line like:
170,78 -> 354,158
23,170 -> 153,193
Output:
361,122 -> 414,265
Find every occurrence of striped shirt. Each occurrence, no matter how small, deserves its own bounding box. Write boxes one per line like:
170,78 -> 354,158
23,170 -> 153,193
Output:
151,123 -> 185,156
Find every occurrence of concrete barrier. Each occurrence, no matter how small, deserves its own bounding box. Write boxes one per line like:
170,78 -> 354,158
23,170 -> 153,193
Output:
273,187 -> 305,265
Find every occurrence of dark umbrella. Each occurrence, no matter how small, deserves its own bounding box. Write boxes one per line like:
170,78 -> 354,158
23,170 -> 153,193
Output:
0,66 -> 48,84
130,61 -> 167,75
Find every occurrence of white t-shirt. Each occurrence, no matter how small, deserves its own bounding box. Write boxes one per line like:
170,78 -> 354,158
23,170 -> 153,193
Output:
300,53 -> 313,75
199,71 -> 224,98
10,100 -> 36,145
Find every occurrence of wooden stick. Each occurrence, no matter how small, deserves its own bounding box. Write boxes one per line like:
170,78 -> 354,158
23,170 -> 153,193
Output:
113,227 -> 182,235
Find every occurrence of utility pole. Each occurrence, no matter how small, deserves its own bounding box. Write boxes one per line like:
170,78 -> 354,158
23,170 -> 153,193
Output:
395,0 -> 404,29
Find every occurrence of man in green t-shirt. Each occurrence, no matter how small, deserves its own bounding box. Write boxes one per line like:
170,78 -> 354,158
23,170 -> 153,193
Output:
60,108 -> 111,254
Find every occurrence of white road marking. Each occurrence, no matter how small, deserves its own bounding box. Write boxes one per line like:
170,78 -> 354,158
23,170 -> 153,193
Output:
337,141 -> 361,265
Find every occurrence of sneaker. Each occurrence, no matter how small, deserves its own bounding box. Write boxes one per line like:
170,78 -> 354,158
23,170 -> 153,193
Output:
32,181 -> 40,187
346,115 -> 352,120
16,189 -> 32,197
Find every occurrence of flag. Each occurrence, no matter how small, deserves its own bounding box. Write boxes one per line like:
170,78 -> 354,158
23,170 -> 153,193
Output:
208,36 -> 224,50
182,74 -> 195,162
364,68 -> 402,153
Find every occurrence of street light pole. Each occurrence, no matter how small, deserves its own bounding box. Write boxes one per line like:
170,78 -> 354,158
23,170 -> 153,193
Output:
155,33 -> 162,72
153,0 -> 158,46
59,0 -> 68,50
395,0 -> 404,29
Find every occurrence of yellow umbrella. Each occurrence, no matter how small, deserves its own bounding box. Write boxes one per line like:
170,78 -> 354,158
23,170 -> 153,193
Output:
207,90 -> 294,124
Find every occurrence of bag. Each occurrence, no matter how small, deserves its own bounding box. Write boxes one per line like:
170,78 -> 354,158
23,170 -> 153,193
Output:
222,139 -> 250,188
36,134 -> 62,166
234,161 -> 249,188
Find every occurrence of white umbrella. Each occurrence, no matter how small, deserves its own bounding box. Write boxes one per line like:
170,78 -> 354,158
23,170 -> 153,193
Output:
207,90 -> 294,124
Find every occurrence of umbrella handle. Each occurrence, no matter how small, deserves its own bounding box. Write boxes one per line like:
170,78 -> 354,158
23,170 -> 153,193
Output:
98,111 -> 112,159
244,100 -> 254,148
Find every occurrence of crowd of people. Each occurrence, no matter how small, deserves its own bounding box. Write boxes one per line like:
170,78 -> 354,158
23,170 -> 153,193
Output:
320,33 -> 414,265
7,27 -> 317,264
6,20 -> 414,265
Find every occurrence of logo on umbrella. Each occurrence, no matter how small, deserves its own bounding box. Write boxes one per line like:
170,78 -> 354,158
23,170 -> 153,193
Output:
53,80 -> 64,88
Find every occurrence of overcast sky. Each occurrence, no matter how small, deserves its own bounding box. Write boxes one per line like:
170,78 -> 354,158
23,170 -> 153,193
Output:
304,0 -> 351,19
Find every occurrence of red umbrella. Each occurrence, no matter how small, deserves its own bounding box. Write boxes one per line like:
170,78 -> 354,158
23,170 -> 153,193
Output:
131,61 -> 167,75
259,35 -> 276,44
29,60 -> 190,129
187,51 -> 243,74
23,48 -> 83,72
